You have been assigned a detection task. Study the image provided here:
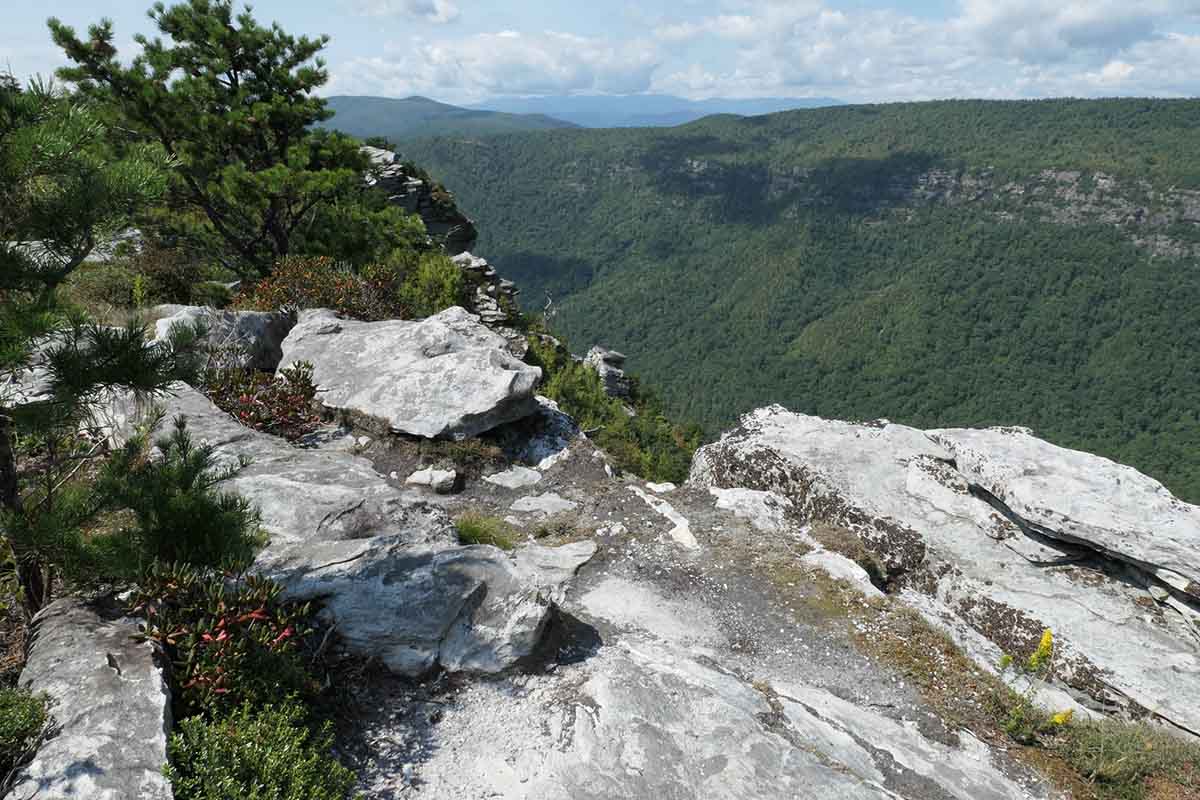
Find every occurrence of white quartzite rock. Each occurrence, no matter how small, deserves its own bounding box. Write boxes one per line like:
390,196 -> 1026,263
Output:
930,426 -> 1200,599
4,600 -> 172,800
406,466 -> 458,493
510,492 -> 579,516
105,385 -> 554,677
692,406 -> 1200,736
484,465 -> 543,490
279,307 -> 541,440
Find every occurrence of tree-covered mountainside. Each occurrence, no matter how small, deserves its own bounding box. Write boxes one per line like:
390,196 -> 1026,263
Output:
470,94 -> 843,128
322,95 -> 576,139
399,99 -> 1200,501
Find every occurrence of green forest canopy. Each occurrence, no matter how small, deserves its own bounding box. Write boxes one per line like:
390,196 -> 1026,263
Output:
399,98 -> 1200,502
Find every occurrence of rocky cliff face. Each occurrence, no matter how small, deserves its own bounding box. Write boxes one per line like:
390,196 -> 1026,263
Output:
363,146 -> 478,255
7,301 -> 1199,799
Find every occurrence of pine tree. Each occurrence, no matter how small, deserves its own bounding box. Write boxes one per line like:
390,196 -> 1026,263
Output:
0,77 -> 200,617
48,1 -> 419,277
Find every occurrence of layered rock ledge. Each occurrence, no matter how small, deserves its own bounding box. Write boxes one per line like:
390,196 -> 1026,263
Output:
691,406 -> 1200,736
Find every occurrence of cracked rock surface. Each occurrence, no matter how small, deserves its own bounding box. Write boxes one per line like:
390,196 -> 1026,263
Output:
342,413 -> 1059,799
3,600 -> 172,800
692,406 -> 1200,736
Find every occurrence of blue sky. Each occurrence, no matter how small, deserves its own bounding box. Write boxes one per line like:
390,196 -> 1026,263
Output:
4,1 -> 1199,103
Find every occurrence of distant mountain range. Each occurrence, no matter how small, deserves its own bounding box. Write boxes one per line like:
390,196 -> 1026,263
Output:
322,94 -> 846,140
471,94 -> 845,128
321,95 -> 577,141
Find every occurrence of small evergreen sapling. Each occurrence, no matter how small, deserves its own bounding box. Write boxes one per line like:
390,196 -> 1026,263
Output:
0,76 -> 203,616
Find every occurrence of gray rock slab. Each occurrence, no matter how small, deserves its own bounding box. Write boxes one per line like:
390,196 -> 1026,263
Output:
930,426 -> 1200,598
691,405 -> 1200,736
483,465 -> 543,490
380,636 -> 1046,800
105,385 -> 554,676
510,492 -> 579,516
278,307 -> 541,439
4,600 -> 171,800
153,305 -> 296,372
406,466 -> 458,493
513,540 -> 597,602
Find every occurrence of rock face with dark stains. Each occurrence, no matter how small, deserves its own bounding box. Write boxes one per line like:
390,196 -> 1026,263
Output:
928,426 -> 1200,600
691,406 -> 1200,736
278,307 -> 542,440
3,600 -> 172,800
584,346 -> 632,399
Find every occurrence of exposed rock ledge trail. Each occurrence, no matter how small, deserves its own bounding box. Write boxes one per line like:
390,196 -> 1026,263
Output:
8,307 -> 1199,799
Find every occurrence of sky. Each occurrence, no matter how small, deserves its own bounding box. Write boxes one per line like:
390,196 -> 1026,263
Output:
4,0 -> 1199,105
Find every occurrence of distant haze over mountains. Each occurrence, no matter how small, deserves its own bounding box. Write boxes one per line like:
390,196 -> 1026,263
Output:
322,94 -> 845,140
471,95 -> 845,128
321,95 -> 577,141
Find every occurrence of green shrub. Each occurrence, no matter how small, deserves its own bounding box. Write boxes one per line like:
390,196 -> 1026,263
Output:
454,513 -> 518,550
1058,719 -> 1200,800
190,281 -> 234,309
523,333 -> 700,483
397,252 -> 465,318
93,416 -> 263,574
0,688 -> 48,776
202,362 -> 321,442
61,262 -> 139,309
130,563 -> 317,717
235,256 -> 406,321
164,700 -> 358,800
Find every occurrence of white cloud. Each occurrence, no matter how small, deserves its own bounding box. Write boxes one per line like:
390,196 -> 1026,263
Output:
353,0 -> 460,24
332,30 -> 660,103
330,0 -> 1200,102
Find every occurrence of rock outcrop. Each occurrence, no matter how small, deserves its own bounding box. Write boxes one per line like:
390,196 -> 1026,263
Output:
451,252 -> 520,328
278,307 -> 541,439
691,406 -> 1200,735
584,346 -> 632,399
105,385 -> 561,677
153,304 -> 297,371
363,146 -> 478,255
4,600 -> 172,800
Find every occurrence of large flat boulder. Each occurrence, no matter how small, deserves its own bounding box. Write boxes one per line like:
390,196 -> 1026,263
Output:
153,305 -> 296,371
4,600 -> 172,800
278,307 -> 541,439
105,385 -> 557,676
691,406 -> 1200,736
929,426 -> 1200,598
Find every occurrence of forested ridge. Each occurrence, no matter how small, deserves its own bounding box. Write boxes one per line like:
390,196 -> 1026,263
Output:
400,99 -> 1200,501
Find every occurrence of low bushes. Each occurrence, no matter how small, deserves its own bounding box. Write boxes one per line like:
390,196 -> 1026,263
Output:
202,362 -> 322,442
396,253 -> 466,318
523,332 -> 701,483
130,563 -> 316,717
137,565 -> 357,798
93,416 -> 264,576
235,253 -> 468,321
234,257 -> 406,321
0,688 -> 47,777
1057,720 -> 1200,800
164,700 -> 358,800
992,631 -> 1200,800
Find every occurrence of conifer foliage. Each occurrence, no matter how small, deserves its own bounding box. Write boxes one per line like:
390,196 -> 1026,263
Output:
0,77 -> 202,617
49,1 -> 421,276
